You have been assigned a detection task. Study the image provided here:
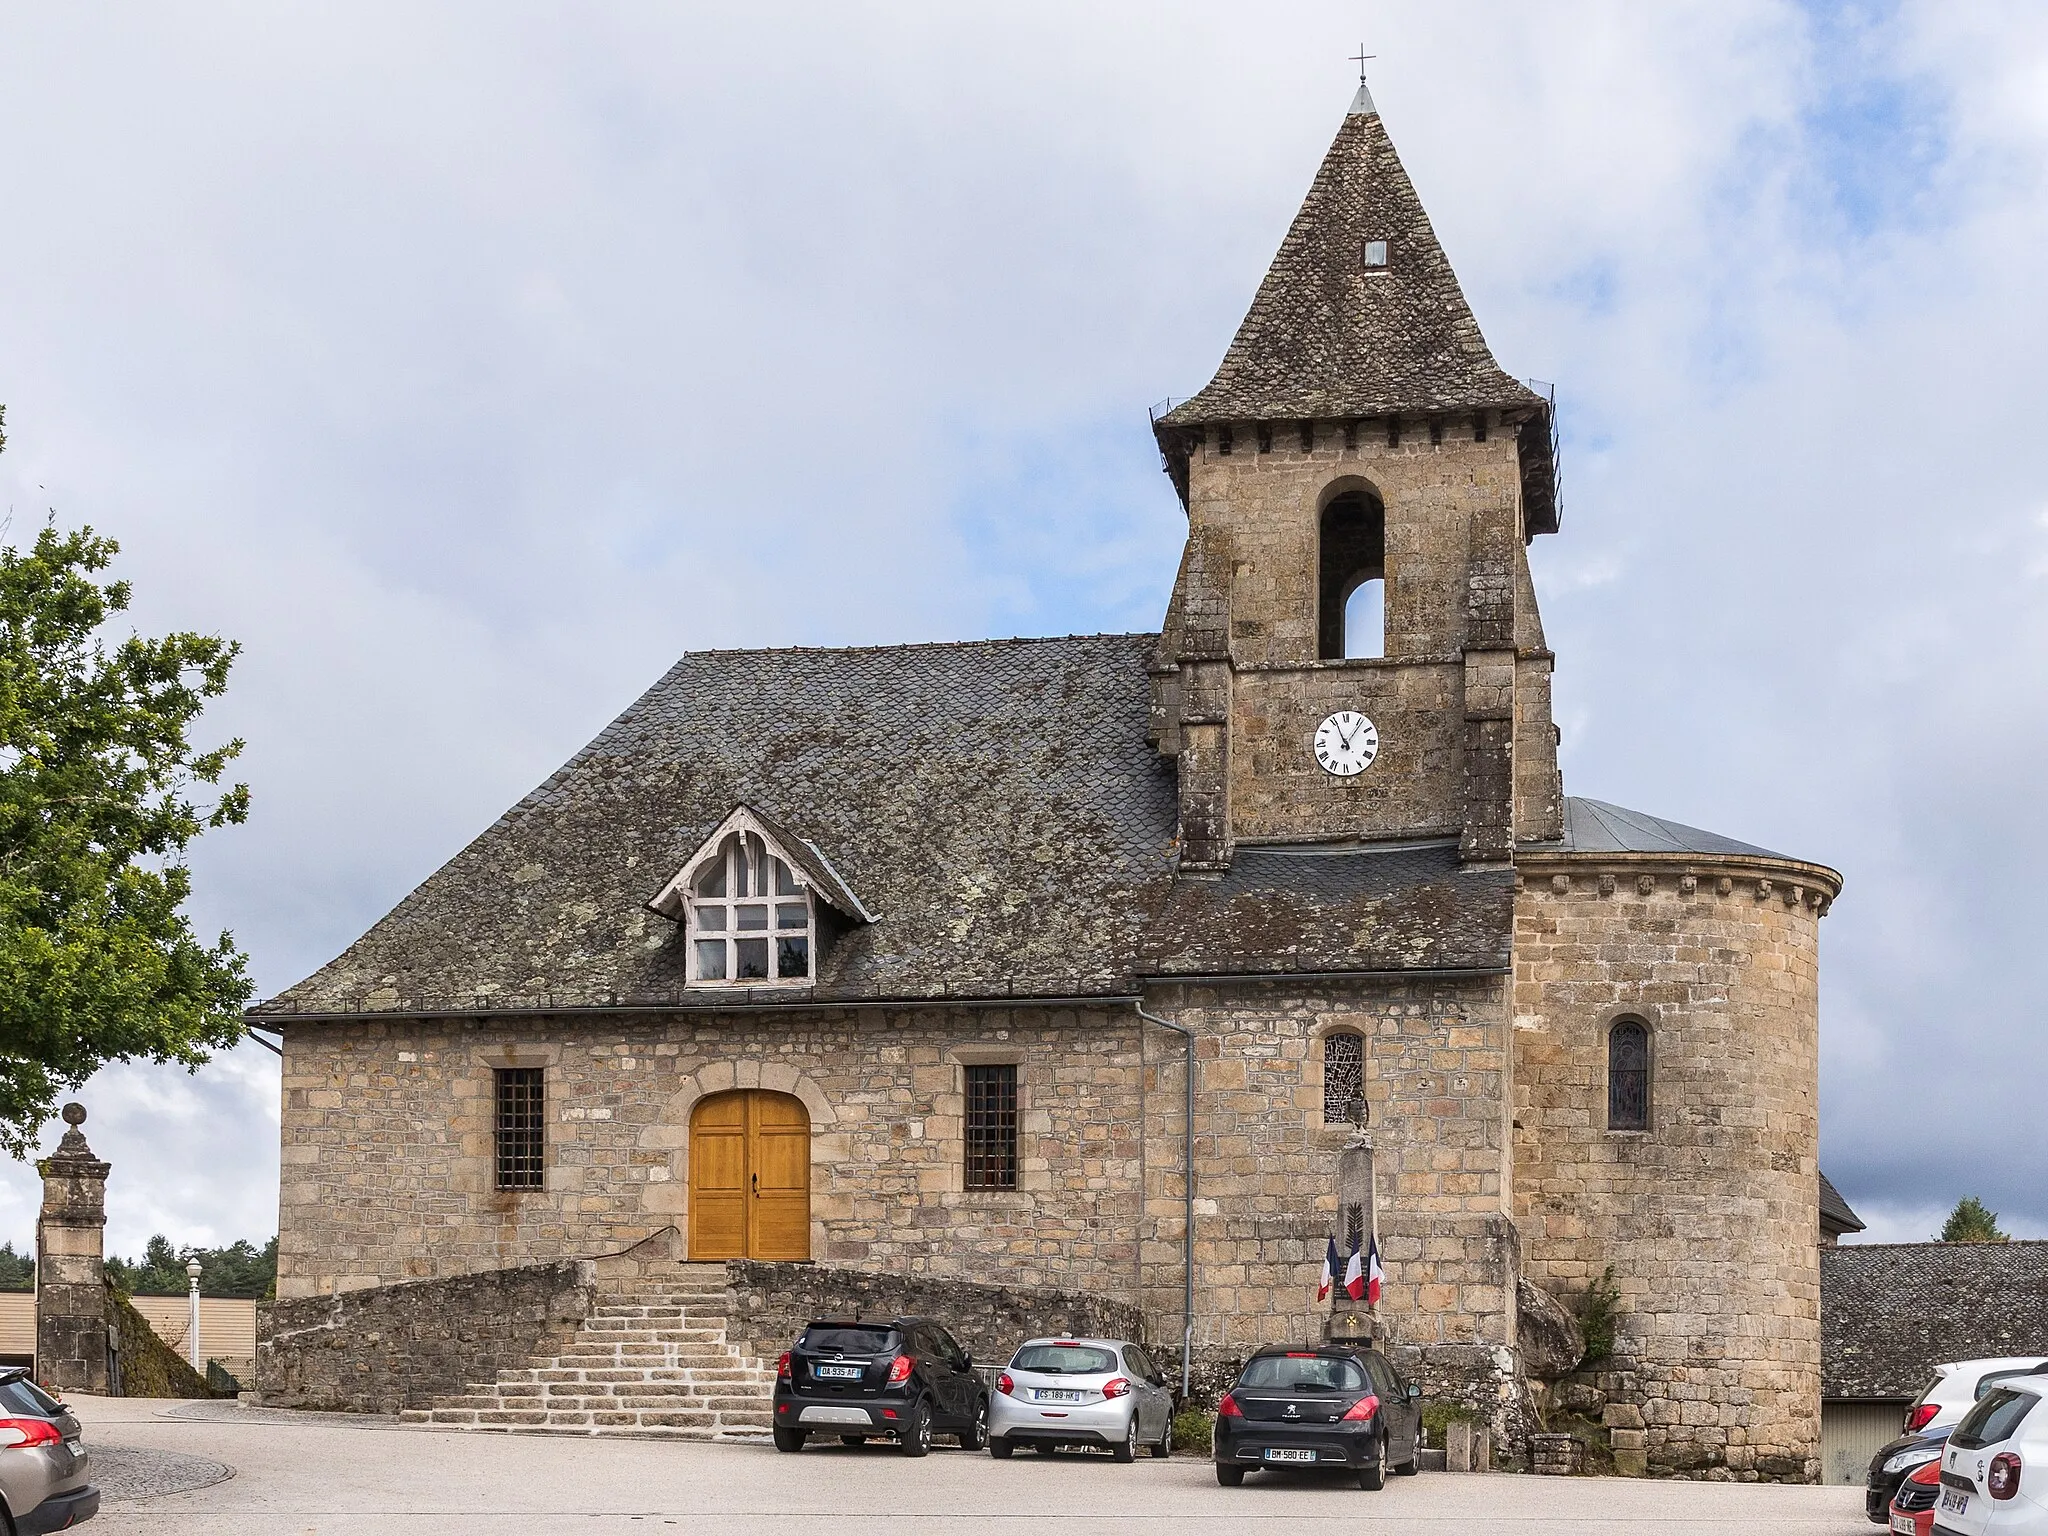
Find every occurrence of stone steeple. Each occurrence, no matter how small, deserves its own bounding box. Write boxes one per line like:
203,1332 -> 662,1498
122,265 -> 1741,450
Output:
1149,89 -> 1563,872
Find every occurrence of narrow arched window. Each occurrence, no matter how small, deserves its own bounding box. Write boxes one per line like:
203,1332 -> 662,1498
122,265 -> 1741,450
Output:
1608,1019 -> 1650,1131
1323,1031 -> 1365,1123
1318,489 -> 1386,660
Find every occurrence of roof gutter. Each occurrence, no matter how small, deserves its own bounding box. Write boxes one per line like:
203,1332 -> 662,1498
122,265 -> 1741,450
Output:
1133,1001 -> 1196,1401
249,993 -> 1144,1025
1137,966 -> 1508,985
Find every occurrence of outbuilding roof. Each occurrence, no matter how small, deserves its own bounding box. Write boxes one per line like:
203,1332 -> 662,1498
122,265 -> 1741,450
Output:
1539,798 -> 1791,860
1820,1172 -> 1866,1238
1822,1242 -> 2048,1400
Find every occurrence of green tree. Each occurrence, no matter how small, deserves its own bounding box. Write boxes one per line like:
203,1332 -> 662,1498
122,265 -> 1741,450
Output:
106,1233 -> 278,1299
0,1240 -> 33,1291
1938,1197 -> 2009,1243
0,408 -> 252,1155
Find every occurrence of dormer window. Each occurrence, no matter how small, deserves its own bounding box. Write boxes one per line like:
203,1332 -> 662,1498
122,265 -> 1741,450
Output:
689,832 -> 812,982
645,804 -> 876,989
1362,239 -> 1388,269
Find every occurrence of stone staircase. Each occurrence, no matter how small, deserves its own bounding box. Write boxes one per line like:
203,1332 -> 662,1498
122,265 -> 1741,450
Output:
401,1264 -> 775,1440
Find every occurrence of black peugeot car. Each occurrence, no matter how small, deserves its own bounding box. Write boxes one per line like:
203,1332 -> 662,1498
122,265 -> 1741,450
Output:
771,1316 -> 988,1457
1212,1344 -> 1423,1488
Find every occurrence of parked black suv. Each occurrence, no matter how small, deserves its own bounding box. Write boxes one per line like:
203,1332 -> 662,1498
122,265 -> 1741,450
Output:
1212,1345 -> 1422,1489
771,1316 -> 988,1456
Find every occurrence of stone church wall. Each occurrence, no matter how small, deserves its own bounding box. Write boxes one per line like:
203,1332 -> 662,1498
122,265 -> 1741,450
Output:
1510,857 -> 1832,1481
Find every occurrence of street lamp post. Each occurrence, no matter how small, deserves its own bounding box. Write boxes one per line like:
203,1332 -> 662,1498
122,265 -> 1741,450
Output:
185,1258 -> 203,1373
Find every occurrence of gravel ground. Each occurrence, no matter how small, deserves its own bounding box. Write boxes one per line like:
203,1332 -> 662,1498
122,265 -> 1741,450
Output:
64,1395 -> 1872,1536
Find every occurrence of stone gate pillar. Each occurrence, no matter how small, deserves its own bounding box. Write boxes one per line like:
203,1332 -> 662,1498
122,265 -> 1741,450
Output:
35,1103 -> 111,1393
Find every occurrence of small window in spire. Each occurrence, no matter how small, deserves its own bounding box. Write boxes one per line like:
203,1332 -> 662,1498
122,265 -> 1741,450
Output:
1362,240 -> 1388,269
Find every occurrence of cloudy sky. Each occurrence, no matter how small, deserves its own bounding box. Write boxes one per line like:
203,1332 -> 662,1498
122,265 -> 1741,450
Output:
1,1 -> 2043,1259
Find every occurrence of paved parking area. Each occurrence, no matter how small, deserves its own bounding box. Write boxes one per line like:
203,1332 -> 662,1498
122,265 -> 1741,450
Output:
70,1397 -> 1870,1535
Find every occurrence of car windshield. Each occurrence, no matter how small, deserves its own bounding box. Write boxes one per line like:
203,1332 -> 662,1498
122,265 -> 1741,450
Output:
1012,1344 -> 1117,1376
0,1376 -> 62,1417
799,1326 -> 895,1355
1952,1388 -> 2040,1450
1237,1354 -> 1367,1393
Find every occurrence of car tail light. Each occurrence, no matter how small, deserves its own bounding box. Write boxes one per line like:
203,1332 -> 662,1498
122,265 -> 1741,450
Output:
1216,1392 -> 1242,1418
776,1352 -> 791,1382
1101,1377 -> 1131,1400
0,1418 -> 60,1449
1990,1452 -> 2022,1500
1341,1394 -> 1382,1423
997,1372 -> 1015,1397
887,1354 -> 913,1385
1905,1403 -> 1939,1434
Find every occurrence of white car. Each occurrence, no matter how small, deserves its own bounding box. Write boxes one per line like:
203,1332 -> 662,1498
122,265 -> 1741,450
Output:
1906,1359 -> 2048,1438
988,1337 -> 1175,1463
1931,1372 -> 2048,1533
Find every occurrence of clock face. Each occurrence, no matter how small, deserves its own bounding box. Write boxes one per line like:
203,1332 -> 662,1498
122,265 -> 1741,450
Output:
1313,711 -> 1379,777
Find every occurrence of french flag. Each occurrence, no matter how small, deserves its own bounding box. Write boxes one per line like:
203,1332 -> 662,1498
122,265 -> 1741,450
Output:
1318,1236 -> 1339,1302
1366,1237 -> 1384,1306
1343,1241 -> 1365,1301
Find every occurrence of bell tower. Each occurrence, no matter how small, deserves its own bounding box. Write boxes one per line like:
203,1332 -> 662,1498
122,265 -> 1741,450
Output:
1149,82 -> 1563,872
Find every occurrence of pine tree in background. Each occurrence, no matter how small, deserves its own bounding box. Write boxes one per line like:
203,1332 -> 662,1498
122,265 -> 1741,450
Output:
104,1234 -> 277,1298
1938,1197 -> 2009,1243
0,1240 -> 32,1291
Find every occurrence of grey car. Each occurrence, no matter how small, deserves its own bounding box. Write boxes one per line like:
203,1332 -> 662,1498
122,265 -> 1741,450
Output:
988,1338 -> 1175,1462
0,1369 -> 97,1532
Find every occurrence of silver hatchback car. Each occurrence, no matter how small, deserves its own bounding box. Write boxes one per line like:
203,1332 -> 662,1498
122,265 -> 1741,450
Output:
989,1337 -> 1175,1462
0,1369 -> 97,1532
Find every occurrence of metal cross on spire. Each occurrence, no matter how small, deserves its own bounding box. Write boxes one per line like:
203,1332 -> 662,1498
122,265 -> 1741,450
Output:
1350,44 -> 1375,86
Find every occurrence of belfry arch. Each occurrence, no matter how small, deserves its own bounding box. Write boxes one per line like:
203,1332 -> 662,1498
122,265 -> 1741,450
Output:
1316,479 -> 1386,660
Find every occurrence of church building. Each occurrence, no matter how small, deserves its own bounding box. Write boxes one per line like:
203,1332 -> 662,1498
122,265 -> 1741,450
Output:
258,83 -> 1840,1480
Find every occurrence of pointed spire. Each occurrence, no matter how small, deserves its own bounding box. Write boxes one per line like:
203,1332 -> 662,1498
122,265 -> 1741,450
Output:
1161,96 -> 1541,428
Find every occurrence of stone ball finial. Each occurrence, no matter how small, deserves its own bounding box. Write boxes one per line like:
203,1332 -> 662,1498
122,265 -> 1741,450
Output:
61,1102 -> 87,1127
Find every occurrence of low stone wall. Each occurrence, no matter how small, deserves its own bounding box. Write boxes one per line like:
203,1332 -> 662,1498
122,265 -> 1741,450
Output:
256,1260 -> 595,1413
722,1260 -> 1145,1372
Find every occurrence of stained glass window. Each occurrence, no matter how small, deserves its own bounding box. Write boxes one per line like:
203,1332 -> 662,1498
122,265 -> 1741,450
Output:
1608,1019 -> 1650,1131
1324,1031 -> 1365,1123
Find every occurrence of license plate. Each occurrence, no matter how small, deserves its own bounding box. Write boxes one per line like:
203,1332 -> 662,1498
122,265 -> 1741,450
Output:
1890,1516 -> 1917,1534
1035,1388 -> 1086,1403
1264,1447 -> 1318,1463
1941,1488 -> 1970,1516
814,1364 -> 863,1380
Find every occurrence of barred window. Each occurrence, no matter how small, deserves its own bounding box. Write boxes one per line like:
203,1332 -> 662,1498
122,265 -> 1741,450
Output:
495,1068 -> 546,1190
964,1064 -> 1018,1191
1608,1019 -> 1650,1132
1323,1031 -> 1365,1123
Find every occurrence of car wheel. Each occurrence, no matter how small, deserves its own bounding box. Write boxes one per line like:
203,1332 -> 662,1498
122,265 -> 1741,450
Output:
960,1397 -> 989,1451
1394,1443 -> 1419,1476
1112,1413 -> 1138,1464
1358,1432 -> 1387,1491
899,1399 -> 932,1458
773,1426 -> 807,1453
1216,1463 -> 1246,1486
989,1436 -> 1015,1460
1150,1413 -> 1173,1459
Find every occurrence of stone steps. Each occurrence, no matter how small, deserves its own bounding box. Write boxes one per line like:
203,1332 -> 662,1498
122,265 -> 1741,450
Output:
401,1267 -> 776,1441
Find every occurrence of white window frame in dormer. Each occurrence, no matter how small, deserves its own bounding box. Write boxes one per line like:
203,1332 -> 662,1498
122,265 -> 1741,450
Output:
682,828 -> 814,986
647,806 -> 875,989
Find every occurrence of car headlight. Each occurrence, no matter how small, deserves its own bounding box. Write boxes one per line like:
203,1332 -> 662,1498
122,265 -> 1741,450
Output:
1883,1448 -> 1940,1476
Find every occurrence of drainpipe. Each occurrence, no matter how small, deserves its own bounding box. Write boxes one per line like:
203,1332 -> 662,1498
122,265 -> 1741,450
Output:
1134,1002 -> 1195,1399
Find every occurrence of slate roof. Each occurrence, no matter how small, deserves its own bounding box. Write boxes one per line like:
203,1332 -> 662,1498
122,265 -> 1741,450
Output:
1822,1242 -> 2048,1400
1152,88 -> 1558,534
257,634 -> 1513,1018
1534,797 -> 1792,861
1821,1172 -> 1866,1238
1160,89 -> 1543,428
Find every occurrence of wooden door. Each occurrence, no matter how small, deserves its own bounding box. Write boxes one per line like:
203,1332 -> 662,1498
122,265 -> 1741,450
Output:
688,1090 -> 810,1261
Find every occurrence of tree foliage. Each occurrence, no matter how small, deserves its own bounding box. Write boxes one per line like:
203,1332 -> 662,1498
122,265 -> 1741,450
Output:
105,1233 -> 277,1299
0,416 -> 251,1155
1938,1197 -> 2009,1244
0,1239 -> 33,1291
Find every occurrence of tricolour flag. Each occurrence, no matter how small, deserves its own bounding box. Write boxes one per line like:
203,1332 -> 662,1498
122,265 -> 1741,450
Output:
1317,1236 -> 1338,1302
1343,1241 -> 1365,1301
1366,1236 -> 1384,1306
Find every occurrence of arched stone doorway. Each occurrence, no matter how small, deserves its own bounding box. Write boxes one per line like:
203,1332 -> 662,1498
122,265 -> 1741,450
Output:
688,1089 -> 811,1260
